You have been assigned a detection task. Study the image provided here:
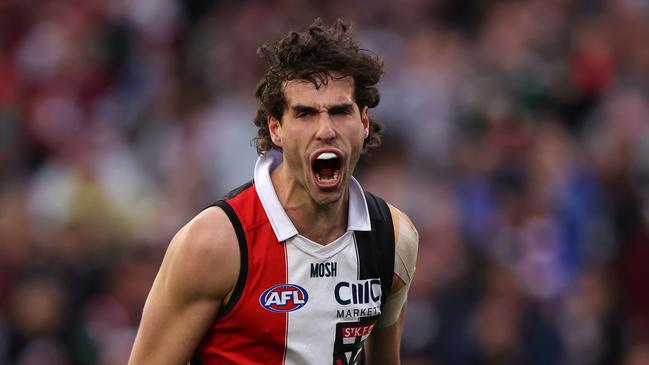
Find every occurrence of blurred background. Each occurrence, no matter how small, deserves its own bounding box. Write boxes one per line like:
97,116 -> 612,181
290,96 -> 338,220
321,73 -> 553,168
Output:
1,0 -> 649,364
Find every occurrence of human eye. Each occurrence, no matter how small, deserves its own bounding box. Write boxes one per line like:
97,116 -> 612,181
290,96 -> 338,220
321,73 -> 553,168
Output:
296,112 -> 315,121
329,105 -> 354,116
293,107 -> 316,119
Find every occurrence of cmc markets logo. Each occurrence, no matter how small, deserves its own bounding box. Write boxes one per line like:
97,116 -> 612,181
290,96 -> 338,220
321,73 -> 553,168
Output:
259,284 -> 309,312
334,279 -> 381,305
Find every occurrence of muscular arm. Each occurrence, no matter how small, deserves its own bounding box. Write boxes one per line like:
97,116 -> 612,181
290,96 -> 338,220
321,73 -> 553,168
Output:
128,207 -> 240,365
364,206 -> 419,365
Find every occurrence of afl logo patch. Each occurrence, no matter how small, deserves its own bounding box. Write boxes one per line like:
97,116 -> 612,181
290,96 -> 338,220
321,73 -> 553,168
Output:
259,284 -> 309,312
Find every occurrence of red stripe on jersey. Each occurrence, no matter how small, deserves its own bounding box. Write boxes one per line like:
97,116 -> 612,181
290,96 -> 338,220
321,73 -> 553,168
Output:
195,184 -> 288,364
281,242 -> 289,364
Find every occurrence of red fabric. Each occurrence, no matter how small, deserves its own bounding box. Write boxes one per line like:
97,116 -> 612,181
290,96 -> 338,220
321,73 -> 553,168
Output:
196,184 -> 288,364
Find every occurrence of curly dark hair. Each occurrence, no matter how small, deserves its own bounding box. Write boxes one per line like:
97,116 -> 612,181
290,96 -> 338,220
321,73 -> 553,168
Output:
253,18 -> 384,154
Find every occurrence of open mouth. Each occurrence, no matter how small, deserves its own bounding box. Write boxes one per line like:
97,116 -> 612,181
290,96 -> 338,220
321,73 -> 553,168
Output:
311,150 -> 343,189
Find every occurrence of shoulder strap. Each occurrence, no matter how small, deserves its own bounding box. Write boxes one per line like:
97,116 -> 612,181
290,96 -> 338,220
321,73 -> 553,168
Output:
354,191 -> 395,310
220,180 -> 254,201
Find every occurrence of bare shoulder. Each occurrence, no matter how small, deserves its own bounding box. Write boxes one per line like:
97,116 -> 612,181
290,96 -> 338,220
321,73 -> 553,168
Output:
163,206 -> 240,301
172,206 -> 239,265
387,204 -> 419,290
128,206 -> 239,365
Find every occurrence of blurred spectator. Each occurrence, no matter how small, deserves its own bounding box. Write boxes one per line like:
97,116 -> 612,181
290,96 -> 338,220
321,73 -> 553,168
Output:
1,0 -> 649,364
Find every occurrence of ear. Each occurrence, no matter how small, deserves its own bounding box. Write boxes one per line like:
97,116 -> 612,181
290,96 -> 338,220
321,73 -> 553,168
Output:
268,116 -> 283,147
361,106 -> 370,139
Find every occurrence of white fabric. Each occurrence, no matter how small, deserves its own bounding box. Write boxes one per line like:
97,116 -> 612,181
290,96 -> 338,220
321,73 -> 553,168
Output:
254,150 -> 378,364
254,149 -> 371,243
284,236 -> 368,364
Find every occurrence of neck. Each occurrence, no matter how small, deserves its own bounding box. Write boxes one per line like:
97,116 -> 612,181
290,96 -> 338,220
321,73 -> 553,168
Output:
271,163 -> 348,245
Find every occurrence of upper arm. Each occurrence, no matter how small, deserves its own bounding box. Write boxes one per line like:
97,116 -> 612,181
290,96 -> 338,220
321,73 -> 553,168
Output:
365,205 -> 419,364
128,206 -> 240,365
390,205 -> 419,289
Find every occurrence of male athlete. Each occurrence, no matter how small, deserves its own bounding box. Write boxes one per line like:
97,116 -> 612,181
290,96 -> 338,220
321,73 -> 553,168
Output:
128,19 -> 418,365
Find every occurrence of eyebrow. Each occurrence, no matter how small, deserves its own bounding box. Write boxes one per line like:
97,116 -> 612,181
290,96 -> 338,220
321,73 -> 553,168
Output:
328,103 -> 354,114
290,103 -> 355,115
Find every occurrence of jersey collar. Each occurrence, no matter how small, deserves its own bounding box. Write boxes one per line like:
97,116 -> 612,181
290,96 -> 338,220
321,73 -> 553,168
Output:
254,149 -> 371,242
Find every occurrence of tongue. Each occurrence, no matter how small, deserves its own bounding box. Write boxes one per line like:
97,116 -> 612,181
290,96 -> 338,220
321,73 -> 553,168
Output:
318,167 -> 335,179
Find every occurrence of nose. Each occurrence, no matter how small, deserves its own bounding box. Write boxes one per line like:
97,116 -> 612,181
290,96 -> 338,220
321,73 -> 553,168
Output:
315,112 -> 336,141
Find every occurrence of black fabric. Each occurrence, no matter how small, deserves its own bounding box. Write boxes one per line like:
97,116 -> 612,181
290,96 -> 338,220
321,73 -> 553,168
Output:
201,180 -> 253,212
189,352 -> 201,365
195,185 -> 393,365
350,191 -> 395,365
192,184 -> 252,365
201,181 -> 253,318
210,200 -> 248,318
220,180 -> 253,201
354,191 -> 396,312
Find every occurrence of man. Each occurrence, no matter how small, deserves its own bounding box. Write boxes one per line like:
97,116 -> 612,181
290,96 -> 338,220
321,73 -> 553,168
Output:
128,19 -> 418,365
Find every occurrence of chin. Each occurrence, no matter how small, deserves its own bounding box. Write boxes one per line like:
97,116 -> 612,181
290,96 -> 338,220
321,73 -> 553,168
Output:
310,188 -> 345,206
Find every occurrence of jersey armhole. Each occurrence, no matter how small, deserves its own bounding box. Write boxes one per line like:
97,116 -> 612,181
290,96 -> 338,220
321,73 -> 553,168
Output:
362,191 -> 396,307
212,200 -> 248,318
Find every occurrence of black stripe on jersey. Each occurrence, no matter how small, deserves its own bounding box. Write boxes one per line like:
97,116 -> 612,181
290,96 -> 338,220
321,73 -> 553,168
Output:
210,200 -> 248,318
354,191 -> 395,312
343,192 -> 394,365
221,180 -> 254,200
191,192 -> 250,365
200,180 -> 253,317
202,180 -> 253,211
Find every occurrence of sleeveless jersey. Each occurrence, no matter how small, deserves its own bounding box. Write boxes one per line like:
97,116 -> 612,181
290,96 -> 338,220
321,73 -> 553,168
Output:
192,151 -> 395,365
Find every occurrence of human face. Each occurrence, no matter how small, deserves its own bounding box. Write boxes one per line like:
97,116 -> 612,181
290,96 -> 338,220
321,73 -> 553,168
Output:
268,76 -> 369,206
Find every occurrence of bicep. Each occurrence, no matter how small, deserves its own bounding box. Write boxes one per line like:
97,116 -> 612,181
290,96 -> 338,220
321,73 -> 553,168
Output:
129,268 -> 222,365
128,208 -> 240,365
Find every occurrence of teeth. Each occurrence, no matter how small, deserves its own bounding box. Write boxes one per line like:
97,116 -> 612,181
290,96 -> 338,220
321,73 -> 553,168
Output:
316,172 -> 338,182
316,152 -> 338,160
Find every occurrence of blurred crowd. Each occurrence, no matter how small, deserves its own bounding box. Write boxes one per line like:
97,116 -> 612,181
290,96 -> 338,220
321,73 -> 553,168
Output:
1,0 -> 649,364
